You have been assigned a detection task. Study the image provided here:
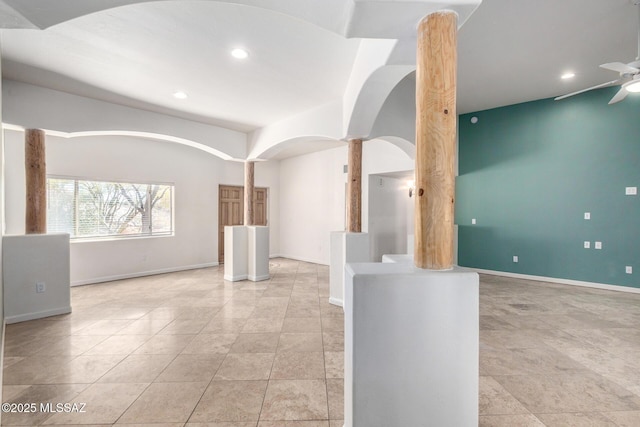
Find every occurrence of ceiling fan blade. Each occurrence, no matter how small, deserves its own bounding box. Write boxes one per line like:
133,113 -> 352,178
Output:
608,87 -> 629,104
600,62 -> 640,74
554,79 -> 621,101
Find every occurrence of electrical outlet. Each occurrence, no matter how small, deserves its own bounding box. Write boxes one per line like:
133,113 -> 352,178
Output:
471,218 -> 476,225
626,266 -> 633,274
36,282 -> 46,293
584,241 -> 590,249
595,241 -> 602,250
584,212 -> 590,220
513,256 -> 518,263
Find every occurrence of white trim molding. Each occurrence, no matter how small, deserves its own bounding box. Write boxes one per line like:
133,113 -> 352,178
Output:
473,268 -> 640,294
71,262 -> 219,286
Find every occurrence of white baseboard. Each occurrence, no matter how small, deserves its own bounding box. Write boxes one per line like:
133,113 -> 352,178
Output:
6,306 -> 72,324
473,268 -> 640,294
276,253 -> 329,266
249,274 -> 270,282
71,262 -> 219,286
224,274 -> 248,282
329,297 -> 344,307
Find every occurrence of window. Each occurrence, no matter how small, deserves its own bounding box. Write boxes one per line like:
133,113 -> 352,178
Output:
47,177 -> 173,240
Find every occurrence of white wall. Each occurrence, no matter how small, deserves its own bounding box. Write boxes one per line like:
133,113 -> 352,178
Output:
3,130 -> 279,285
368,175 -> 412,261
0,45 -> 5,409
279,139 -> 413,265
2,80 -> 248,160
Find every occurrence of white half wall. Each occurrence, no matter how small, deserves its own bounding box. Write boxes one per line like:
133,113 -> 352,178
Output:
368,175 -> 412,261
3,130 -> 280,285
3,233 -> 71,323
279,139 -> 413,265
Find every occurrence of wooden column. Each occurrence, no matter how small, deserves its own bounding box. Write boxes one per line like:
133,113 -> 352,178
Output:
414,11 -> 457,270
25,129 -> 47,234
346,138 -> 363,232
244,161 -> 255,226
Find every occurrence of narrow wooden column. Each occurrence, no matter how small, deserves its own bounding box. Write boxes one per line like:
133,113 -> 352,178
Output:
25,129 -> 47,234
414,11 -> 457,269
346,138 -> 363,232
244,161 -> 255,226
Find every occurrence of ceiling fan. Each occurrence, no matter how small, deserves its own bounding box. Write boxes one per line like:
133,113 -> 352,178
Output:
555,1 -> 640,104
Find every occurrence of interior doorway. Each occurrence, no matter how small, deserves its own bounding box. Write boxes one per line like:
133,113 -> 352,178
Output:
218,185 -> 268,263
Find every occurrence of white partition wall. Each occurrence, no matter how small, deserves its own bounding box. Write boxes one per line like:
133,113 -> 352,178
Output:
224,226 -> 248,281
248,226 -> 270,281
329,231 -> 369,307
3,234 -> 72,323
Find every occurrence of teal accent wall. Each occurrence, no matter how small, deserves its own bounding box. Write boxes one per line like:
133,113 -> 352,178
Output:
456,87 -> 640,288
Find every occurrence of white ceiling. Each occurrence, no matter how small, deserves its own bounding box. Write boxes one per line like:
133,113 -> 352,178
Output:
1,0 -> 639,146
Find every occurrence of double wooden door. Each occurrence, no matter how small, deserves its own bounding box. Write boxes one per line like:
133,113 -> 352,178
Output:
218,185 -> 267,263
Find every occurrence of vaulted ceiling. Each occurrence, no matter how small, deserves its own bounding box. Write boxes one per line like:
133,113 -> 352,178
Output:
1,0 -> 639,135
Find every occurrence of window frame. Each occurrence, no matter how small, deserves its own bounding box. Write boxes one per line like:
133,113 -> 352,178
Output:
46,174 -> 175,242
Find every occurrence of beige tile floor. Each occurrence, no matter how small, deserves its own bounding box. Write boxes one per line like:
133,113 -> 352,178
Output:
2,259 -> 640,426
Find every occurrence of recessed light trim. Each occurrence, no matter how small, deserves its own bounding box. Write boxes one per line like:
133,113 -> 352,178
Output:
561,72 -> 575,80
173,91 -> 188,99
231,48 -> 249,59
625,80 -> 640,93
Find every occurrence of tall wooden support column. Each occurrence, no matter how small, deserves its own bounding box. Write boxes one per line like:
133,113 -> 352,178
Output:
414,11 -> 457,270
25,129 -> 47,234
346,138 -> 362,232
244,161 -> 255,226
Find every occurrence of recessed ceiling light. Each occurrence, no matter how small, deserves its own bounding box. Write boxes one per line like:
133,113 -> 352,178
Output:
231,48 -> 249,59
173,91 -> 188,99
561,72 -> 575,80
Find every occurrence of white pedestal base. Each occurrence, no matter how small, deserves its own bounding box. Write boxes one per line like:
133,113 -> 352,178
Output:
329,232 -> 369,307
224,226 -> 248,281
344,262 -> 479,427
248,226 -> 270,281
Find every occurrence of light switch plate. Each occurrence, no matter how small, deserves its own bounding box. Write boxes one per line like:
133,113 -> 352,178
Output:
584,241 -> 590,249
626,266 -> 633,274
626,187 -> 637,195
471,218 -> 476,225
584,212 -> 590,220
513,256 -> 518,263
595,241 -> 602,250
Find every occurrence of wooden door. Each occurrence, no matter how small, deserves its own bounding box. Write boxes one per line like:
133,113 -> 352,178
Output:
254,188 -> 268,226
218,185 -> 268,263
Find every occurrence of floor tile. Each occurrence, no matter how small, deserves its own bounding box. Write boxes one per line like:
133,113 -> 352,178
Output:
118,381 -> 208,423
277,334 -> 323,353
156,354 -> 225,382
98,354 -> 175,383
189,380 -> 268,423
230,333 -> 280,353
43,382 -> 148,425
270,352 -> 325,380
259,379 -> 328,421
214,353 -> 275,380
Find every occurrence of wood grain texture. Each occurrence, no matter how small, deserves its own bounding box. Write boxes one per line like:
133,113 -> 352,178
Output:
414,12 -> 457,269
346,138 -> 363,232
25,129 -> 47,234
244,161 -> 255,226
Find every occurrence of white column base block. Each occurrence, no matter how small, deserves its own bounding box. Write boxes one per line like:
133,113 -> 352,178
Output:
406,233 -> 414,254
381,254 -> 413,264
344,263 -> 479,427
224,226 -> 248,281
3,234 -> 72,324
329,232 -> 369,307
248,226 -> 270,281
